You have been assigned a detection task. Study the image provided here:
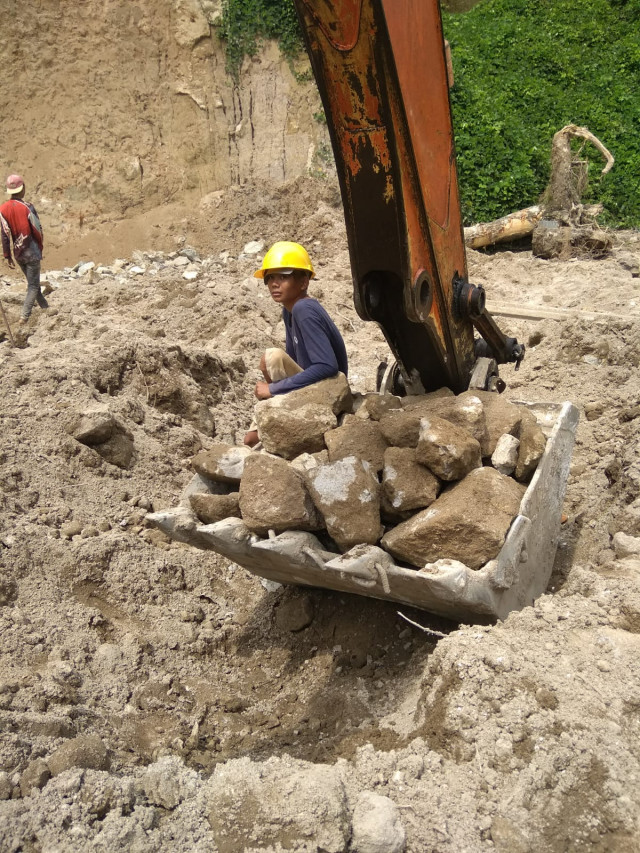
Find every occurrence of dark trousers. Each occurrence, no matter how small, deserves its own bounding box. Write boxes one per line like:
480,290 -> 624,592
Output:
18,258 -> 48,319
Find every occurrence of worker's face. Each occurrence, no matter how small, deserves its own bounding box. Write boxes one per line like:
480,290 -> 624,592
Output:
264,270 -> 309,311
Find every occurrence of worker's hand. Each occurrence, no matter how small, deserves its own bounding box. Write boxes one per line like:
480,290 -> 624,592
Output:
6,258 -> 15,269
254,381 -> 272,400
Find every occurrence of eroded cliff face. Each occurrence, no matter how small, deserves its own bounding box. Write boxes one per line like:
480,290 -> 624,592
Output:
0,0 -> 329,266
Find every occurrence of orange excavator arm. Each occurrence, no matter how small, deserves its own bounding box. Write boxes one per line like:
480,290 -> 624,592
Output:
293,0 -> 523,394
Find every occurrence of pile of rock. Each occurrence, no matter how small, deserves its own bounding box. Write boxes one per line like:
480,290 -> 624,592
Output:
188,375 -> 547,571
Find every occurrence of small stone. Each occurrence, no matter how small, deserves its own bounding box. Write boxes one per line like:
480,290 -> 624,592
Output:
47,735 -> 110,777
20,759 -> 51,797
0,771 -> 12,800
351,791 -> 406,853
612,531 -> 640,559
275,595 -> 315,632
60,520 -> 83,539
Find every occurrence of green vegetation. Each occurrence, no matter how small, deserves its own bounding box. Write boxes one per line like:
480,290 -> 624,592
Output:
217,0 -> 640,227
444,0 -> 640,226
216,0 -> 303,78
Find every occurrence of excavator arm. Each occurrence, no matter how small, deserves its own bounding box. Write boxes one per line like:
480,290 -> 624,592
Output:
292,0 -> 523,394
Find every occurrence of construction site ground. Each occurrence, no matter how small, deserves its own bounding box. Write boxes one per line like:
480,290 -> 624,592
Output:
1,177 -> 640,851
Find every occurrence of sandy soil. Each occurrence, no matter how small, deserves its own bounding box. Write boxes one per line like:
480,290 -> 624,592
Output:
1,177 -> 640,851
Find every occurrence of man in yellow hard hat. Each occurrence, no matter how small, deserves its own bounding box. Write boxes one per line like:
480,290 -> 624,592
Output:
244,241 -> 348,447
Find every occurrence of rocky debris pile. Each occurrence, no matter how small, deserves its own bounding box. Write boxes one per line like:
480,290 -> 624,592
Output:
187,375 -> 548,572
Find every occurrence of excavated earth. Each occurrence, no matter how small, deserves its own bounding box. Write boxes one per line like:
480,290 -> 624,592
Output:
1,186 -> 640,851
2,1 -> 640,850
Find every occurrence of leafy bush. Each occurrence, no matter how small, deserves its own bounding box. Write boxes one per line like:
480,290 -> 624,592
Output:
217,0 -> 640,227
444,0 -> 640,226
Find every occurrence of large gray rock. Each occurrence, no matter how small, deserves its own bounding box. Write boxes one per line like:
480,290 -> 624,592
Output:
381,466 -> 525,569
206,756 -> 350,853
239,454 -> 322,534
263,372 -> 352,416
306,456 -> 382,551
459,390 -> 528,456
353,392 -> 403,421
190,492 -> 241,523
415,415 -> 482,481
255,402 -> 337,459
325,415 -> 389,473
382,446 -> 440,518
69,407 -> 118,444
400,393 -> 489,453
192,443 -> 253,484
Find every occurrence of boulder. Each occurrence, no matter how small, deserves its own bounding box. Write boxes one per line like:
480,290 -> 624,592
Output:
69,407 -> 117,444
378,410 -> 426,448
381,446 -> 440,518
191,443 -> 253,484
255,402 -> 336,459
381,466 -> 525,569
325,415 -> 389,473
459,390 -> 528,456
19,759 -> 51,797
380,394 -> 488,453
263,373 -> 352,416
306,456 -> 382,551
415,415 -> 482,481
189,492 -> 241,524
239,454 -> 322,535
514,414 -> 547,481
353,392 -> 403,421
68,406 -> 135,468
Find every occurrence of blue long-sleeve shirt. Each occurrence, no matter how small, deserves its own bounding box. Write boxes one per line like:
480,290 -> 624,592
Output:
269,297 -> 349,395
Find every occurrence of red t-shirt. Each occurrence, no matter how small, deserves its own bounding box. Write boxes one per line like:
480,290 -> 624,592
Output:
0,197 -> 43,260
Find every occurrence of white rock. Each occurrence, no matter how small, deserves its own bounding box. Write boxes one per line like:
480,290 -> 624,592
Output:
183,270 -> 199,280
351,791 -> 406,853
612,531 -> 640,558
77,261 -> 95,276
242,239 -> 264,255
491,433 -> 520,475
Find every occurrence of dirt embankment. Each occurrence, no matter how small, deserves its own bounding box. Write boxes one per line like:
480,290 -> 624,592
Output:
0,0 -> 331,270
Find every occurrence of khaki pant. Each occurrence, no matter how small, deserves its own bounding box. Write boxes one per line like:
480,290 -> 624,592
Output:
249,348 -> 303,432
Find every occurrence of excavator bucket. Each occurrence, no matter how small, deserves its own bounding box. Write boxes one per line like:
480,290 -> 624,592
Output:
148,402 -> 578,623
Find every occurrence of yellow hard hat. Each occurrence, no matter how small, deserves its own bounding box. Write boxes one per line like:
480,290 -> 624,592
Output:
254,241 -> 315,279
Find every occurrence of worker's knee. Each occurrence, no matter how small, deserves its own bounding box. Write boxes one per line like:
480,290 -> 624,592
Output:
259,352 -> 272,383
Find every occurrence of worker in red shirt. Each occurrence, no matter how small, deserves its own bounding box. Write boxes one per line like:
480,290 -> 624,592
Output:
1,174 -> 48,322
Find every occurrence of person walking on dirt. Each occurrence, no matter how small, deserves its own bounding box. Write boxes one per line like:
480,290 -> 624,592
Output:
1,174 -> 48,322
244,241 -> 348,447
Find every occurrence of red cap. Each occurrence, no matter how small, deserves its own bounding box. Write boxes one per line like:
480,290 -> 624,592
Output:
6,174 -> 25,195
